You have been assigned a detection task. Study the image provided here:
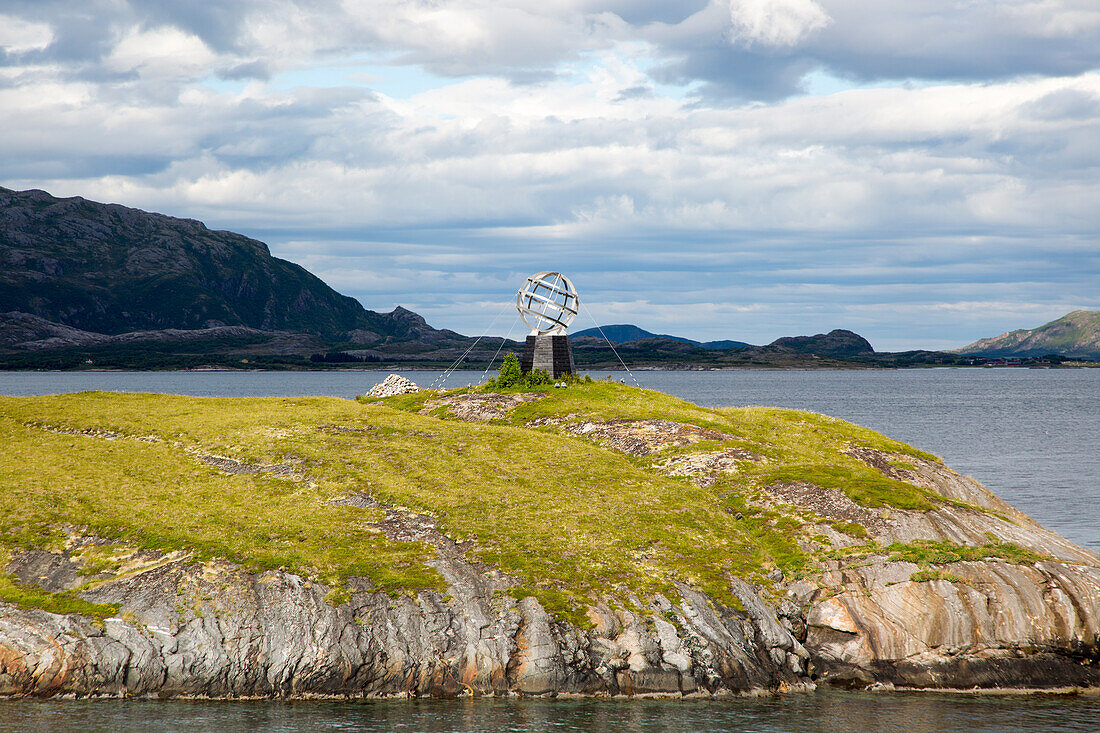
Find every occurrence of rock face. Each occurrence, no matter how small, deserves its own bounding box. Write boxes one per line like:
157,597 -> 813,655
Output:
0,187 -> 454,349
783,449 -> 1100,689
0,537 -> 809,698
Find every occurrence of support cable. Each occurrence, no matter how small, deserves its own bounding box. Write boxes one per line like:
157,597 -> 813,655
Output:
580,301 -> 642,389
481,313 -> 522,383
428,303 -> 509,393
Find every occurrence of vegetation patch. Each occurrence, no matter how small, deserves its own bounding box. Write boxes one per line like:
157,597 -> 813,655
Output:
887,539 -> 1043,567
832,521 -> 870,540
0,558 -> 119,621
0,379 -> 971,625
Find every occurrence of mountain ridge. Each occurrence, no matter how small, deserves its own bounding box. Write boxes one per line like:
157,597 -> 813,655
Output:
955,310 -> 1100,358
0,186 -> 439,343
572,324 -> 753,349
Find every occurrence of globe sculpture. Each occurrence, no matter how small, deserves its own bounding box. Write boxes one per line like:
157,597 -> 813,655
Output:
516,271 -> 578,378
516,271 -> 579,335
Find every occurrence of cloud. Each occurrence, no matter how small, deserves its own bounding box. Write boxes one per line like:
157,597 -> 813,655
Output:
0,2 -> 1097,348
0,14 -> 53,54
5,1 -> 1100,100
727,0 -> 831,47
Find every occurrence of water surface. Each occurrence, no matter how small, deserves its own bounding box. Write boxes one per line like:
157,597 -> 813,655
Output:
2,691 -> 1099,733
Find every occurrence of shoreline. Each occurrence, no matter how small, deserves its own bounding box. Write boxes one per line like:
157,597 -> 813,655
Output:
3,684 -> 1097,702
0,362 -> 1097,374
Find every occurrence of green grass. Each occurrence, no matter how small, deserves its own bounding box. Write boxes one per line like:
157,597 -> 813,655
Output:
440,379 -> 948,512
0,552 -> 119,622
886,539 -> 1043,567
0,382 -> 965,623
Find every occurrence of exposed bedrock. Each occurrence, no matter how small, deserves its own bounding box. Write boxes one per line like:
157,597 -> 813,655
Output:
0,542 -> 809,698
1,449 -> 1098,697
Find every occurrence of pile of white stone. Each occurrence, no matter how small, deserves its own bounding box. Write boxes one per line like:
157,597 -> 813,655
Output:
365,374 -> 421,397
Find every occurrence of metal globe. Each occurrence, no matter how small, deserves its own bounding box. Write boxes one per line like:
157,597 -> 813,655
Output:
516,272 -> 579,335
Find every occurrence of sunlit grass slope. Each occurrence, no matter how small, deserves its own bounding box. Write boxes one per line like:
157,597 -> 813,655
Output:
1,383 -> 947,622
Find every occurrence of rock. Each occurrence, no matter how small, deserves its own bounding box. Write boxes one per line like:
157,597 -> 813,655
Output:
0,538 -> 805,699
419,392 -> 544,422
789,448 -> 1100,690
365,374 -> 420,398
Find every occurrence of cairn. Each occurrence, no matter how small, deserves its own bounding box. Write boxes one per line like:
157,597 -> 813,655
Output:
365,374 -> 420,397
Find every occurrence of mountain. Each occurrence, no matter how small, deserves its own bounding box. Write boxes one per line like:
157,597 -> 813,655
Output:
0,186 -> 437,344
573,324 -> 752,349
766,329 -> 874,357
955,310 -> 1100,358
0,187 -> 979,371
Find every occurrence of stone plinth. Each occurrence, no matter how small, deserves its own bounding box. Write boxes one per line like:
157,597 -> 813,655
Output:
521,334 -> 575,378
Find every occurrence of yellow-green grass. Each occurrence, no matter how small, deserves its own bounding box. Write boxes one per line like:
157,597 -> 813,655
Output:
887,539 -> 1043,567
0,384 -> 951,624
0,549 -> 119,621
381,380 -> 948,512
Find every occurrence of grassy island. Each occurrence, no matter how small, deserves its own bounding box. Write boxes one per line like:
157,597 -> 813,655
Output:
2,380 -> 1018,624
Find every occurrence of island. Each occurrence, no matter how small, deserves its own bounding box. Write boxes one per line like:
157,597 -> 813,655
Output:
0,378 -> 1096,697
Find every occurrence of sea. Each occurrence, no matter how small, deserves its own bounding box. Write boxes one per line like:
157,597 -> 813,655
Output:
1,367 -> 1098,731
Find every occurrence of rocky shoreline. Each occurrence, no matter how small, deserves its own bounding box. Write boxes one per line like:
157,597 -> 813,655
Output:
1,390 -> 1097,699
2,448 -> 1097,699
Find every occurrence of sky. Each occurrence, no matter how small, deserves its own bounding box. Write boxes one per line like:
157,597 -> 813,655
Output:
2,1 -> 1099,351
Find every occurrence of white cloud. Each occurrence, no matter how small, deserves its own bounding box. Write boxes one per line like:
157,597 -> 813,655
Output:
0,14 -> 53,54
105,26 -> 218,79
727,0 -> 831,47
0,2 -> 1098,347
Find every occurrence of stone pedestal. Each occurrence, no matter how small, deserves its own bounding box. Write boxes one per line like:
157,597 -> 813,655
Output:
521,334 -> 575,378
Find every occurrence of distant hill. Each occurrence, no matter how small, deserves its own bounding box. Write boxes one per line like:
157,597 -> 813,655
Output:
766,329 -> 874,358
0,186 -> 457,349
573,324 -> 752,349
955,311 -> 1100,358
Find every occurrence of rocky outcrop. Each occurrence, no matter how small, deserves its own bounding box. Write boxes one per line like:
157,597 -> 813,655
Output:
0,535 -> 810,698
773,449 -> 1100,689
767,329 -> 874,357
419,392 -> 544,422
1,401 -> 1098,698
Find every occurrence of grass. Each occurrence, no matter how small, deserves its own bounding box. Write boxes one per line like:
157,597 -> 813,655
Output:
436,379 -> 949,512
0,382 -> 967,624
886,539 -> 1043,567
0,551 -> 120,621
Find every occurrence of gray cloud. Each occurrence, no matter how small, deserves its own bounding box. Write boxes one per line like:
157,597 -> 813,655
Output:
6,1 -> 1099,99
0,1 -> 1097,348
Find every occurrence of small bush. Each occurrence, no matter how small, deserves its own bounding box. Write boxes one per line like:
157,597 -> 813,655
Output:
497,354 -> 522,388
523,369 -> 552,388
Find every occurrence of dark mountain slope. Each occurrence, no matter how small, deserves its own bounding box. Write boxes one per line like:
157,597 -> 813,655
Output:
0,187 -> 401,340
767,329 -> 874,357
573,324 -> 752,349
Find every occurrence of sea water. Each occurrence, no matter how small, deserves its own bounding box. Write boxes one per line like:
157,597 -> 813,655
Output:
1,690 -> 1098,732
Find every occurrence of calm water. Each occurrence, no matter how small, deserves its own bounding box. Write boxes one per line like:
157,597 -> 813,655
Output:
2,368 -> 1097,551
2,691 -> 1099,732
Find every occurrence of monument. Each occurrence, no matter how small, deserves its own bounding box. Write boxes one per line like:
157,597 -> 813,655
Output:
516,271 -> 578,378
